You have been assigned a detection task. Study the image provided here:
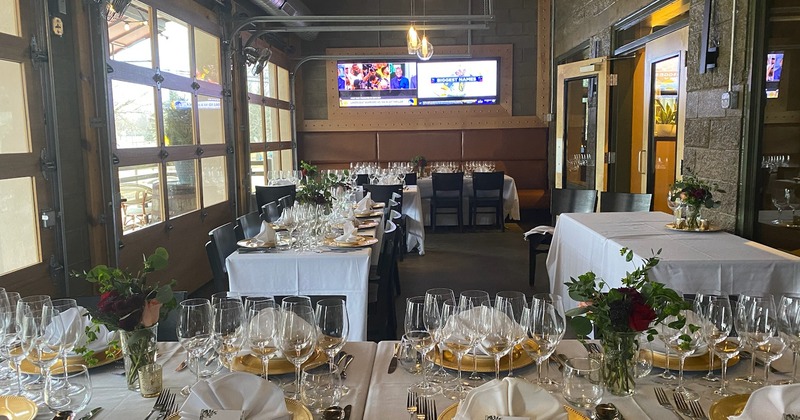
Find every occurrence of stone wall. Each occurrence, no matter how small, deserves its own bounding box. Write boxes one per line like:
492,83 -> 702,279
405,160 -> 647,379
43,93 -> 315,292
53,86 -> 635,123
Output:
298,0 -> 539,120
553,0 -> 651,58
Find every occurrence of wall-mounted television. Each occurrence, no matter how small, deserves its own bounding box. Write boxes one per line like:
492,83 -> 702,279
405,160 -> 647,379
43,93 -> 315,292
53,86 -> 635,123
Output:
766,51 -> 783,99
336,58 -> 499,108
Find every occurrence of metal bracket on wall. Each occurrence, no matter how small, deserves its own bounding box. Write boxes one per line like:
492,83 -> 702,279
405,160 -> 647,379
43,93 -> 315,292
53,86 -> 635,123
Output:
30,37 -> 49,69
40,149 -> 56,180
48,255 -> 64,282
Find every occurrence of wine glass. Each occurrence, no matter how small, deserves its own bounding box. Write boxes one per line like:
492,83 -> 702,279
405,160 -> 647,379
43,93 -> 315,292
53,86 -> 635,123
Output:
44,364 -> 92,417
523,300 -> 562,389
779,293 -> 800,384
479,299 -> 515,380
315,298 -> 349,394
424,288 -> 455,384
247,297 -> 278,380
664,310 -> 704,401
279,301 -> 317,400
772,193 -> 790,224
0,306 -> 27,396
405,296 -> 441,397
213,298 -> 246,372
0,292 -> 19,391
531,293 -> 565,390
563,357 -> 603,417
52,299 -> 84,393
694,290 -> 725,382
458,290 -> 490,385
495,291 -> 527,377
735,292 -> 775,384
177,298 -> 213,395
667,191 -> 681,220
440,299 -> 473,400
17,295 -> 59,397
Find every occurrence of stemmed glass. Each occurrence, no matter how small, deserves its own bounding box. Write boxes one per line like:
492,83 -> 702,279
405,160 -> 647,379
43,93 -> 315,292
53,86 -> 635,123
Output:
44,364 -> 92,417
735,292 -> 775,384
705,297 -> 741,397
458,290 -> 490,385
52,298 -> 84,393
757,319 -> 786,385
405,296 -> 441,397
424,288 -> 455,384
213,298 -> 246,372
523,299 -> 563,390
531,294 -> 565,390
17,295 -> 62,398
0,292 -> 19,391
479,299 -> 515,380
772,192 -> 790,224
440,299 -> 473,400
177,298 -> 213,395
247,297 -> 279,381
664,311 -> 704,401
0,306 -> 28,396
694,290 -> 724,382
779,293 -> 800,384
279,298 -> 317,400
495,291 -> 527,377
315,298 -> 349,394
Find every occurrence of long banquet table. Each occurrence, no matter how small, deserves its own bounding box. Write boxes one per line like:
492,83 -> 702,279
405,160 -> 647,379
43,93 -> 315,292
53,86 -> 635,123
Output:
402,185 -> 426,255
546,212 -> 800,311
225,218 -> 384,341
416,174 -> 521,226
48,339 -> 795,420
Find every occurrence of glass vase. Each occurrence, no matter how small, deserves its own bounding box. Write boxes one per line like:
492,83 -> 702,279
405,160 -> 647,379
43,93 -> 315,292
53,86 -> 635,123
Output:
600,331 -> 639,397
120,323 -> 158,391
683,204 -> 701,230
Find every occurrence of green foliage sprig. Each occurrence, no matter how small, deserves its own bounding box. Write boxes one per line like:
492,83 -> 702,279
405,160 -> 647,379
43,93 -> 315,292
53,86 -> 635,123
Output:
669,168 -> 725,210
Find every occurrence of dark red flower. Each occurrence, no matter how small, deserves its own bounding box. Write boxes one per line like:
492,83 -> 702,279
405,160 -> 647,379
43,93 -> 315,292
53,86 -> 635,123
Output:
629,302 -> 656,331
617,287 -> 645,305
98,290 -> 119,313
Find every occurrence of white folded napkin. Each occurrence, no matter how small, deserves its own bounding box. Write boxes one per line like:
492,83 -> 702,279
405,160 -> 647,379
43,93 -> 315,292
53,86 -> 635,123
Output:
390,209 -> 402,220
58,307 -> 116,353
355,193 -> 373,213
730,384 -> 800,420
254,221 -> 277,245
454,378 -> 566,420
345,208 -> 358,223
180,372 -> 291,420
334,222 -> 359,243
523,225 -> 554,239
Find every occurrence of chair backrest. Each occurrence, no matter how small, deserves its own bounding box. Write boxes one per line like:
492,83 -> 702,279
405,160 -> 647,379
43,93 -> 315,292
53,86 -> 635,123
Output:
356,174 -> 370,186
261,201 -> 281,223
255,185 -> 296,212
550,189 -> 597,225
205,240 -> 228,292
472,171 -> 504,198
432,172 -> 464,198
599,192 -> 652,212
278,194 -> 294,210
364,184 -> 403,208
236,211 -> 262,239
208,222 -> 238,274
404,172 -> 417,185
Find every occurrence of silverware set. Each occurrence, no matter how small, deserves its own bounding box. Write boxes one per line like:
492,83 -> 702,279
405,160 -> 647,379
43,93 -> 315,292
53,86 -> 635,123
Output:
654,387 -> 709,420
406,391 -> 437,420
143,389 -> 178,420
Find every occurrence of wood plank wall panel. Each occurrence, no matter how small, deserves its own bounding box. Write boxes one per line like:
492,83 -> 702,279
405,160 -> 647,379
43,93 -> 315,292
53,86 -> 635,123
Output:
462,128 -> 547,160
377,131 -> 463,161
298,132 -> 377,163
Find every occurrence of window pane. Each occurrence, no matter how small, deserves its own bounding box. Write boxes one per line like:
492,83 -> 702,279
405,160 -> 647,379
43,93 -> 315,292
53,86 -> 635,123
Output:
280,149 -> 293,171
0,177 -> 40,275
249,103 -> 263,143
250,152 -> 266,192
277,66 -> 290,101
119,163 -> 161,233
247,66 -> 261,96
198,95 -> 223,145
279,109 -> 291,141
264,63 -> 277,98
156,12 -> 190,77
162,89 -> 194,146
0,60 -> 30,154
112,80 -> 157,148
267,151 -> 277,171
194,28 -> 220,84
201,156 -> 226,207
266,107 -> 278,142
108,1 -> 151,68
0,0 -> 20,37
166,160 -> 198,217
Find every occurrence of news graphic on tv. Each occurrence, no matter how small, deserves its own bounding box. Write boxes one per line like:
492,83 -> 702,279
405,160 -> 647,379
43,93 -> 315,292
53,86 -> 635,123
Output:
337,61 -> 418,107
416,59 -> 499,106
766,51 -> 784,99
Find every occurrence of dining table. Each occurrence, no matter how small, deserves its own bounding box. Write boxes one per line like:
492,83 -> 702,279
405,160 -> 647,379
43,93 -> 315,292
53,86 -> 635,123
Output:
546,211 -> 800,312
32,339 -> 796,419
416,174 -> 521,226
225,215 -> 385,341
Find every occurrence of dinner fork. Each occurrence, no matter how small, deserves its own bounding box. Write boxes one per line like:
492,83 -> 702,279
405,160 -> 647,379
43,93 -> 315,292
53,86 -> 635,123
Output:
143,389 -> 169,420
655,387 -> 685,420
672,391 -> 694,418
156,392 -> 177,420
688,400 -> 709,420
406,390 -> 418,420
415,396 -> 428,420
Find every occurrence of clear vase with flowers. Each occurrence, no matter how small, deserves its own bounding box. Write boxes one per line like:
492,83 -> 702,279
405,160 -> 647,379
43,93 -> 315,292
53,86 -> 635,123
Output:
669,169 -> 724,230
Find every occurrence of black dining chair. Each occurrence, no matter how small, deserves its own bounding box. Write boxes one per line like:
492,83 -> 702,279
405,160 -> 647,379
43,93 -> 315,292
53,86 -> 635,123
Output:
363,184 -> 403,209
404,172 -> 417,186
278,194 -> 294,211
367,220 -> 399,341
255,185 -> 295,215
207,222 -> 238,292
528,189 -> 598,287
469,171 -> 505,231
599,192 -> 652,212
261,201 -> 281,223
355,174 -> 370,186
430,172 -> 465,232
235,211 -> 262,240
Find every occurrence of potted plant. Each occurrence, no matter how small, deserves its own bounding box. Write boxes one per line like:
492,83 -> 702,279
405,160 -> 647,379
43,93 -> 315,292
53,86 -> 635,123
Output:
654,99 -> 677,138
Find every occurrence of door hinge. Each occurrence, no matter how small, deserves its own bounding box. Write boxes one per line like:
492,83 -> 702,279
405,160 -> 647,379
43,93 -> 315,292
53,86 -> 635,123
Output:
48,255 -> 64,280
30,36 -> 49,68
40,149 -> 56,180
608,74 -> 618,86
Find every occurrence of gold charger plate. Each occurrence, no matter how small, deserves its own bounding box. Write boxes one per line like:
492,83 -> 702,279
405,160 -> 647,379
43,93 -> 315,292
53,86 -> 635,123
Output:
355,210 -> 383,218
709,394 -> 750,420
431,345 -> 533,373
438,402 -> 458,420
237,238 -> 277,249
13,347 -> 122,374
166,397 -> 312,420
226,350 -> 327,375
652,350 -> 739,371
356,220 -> 379,229
323,237 -> 379,248
665,223 -> 723,232
0,396 -> 37,420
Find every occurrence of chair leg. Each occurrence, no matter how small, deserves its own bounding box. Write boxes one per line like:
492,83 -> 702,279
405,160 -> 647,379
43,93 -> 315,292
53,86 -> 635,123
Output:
430,204 -> 436,232
529,241 -> 537,287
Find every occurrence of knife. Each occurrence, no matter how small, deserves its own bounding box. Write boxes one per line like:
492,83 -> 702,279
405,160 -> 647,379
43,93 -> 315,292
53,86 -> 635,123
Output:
387,343 -> 400,374
79,407 -> 102,420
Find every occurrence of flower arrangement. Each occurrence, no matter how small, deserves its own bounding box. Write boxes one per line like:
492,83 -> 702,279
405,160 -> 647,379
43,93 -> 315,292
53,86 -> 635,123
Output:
411,155 -> 427,170
565,248 -> 693,395
296,161 -> 346,206
669,169 -> 724,211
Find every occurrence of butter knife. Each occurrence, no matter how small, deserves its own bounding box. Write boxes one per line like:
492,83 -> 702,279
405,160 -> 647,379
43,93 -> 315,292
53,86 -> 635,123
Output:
78,407 -> 102,420
387,343 -> 400,374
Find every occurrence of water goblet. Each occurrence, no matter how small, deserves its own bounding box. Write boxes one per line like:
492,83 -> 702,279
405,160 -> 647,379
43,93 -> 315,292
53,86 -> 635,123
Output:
458,290 -> 490,385
694,290 -> 725,382
665,310 -> 704,401
247,297 -> 279,381
177,298 -> 213,396
531,294 -> 565,390
479,299 -> 515,380
440,299 -> 473,400
495,291 -> 527,377
315,298 -> 349,394
213,299 -> 246,372
279,301 -> 316,400
405,296 -> 441,397
735,292 -> 776,385
424,288 -> 455,384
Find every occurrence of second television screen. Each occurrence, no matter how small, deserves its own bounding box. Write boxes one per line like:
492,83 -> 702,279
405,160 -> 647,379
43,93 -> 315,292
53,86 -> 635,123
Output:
416,59 -> 499,105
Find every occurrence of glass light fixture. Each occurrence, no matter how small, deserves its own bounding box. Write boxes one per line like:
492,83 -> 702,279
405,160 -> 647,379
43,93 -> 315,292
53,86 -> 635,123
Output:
407,25 -> 420,54
417,35 -> 433,61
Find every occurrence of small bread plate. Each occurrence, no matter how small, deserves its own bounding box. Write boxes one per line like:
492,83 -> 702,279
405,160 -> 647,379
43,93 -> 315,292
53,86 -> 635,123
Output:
226,350 -> 327,376
709,393 -> 750,420
237,238 -> 277,249
166,398 -> 312,420
323,237 -> 379,248
0,396 -> 37,420
665,223 -> 723,232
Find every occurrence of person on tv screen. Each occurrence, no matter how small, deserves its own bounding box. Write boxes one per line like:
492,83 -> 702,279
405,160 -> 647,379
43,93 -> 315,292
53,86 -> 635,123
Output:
774,57 -> 783,81
390,66 -> 410,89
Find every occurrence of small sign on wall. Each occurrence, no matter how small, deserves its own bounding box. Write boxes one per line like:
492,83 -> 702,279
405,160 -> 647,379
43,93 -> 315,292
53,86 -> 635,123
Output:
52,17 -> 64,37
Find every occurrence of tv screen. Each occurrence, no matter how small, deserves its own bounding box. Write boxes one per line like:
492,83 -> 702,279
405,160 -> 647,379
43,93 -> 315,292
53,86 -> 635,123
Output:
337,61 -> 418,107
416,59 -> 499,106
766,51 -> 783,99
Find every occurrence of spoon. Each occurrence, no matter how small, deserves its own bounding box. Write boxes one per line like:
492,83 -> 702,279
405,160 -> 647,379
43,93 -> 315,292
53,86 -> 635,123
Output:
322,406 -> 346,420
596,403 -> 623,420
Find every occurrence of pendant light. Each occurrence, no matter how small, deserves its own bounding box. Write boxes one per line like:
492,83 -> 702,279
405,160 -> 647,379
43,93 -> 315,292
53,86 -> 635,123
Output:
406,0 -> 419,54
416,0 -> 433,60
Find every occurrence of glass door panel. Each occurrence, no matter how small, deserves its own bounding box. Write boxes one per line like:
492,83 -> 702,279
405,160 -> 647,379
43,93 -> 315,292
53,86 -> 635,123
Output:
650,55 -> 680,213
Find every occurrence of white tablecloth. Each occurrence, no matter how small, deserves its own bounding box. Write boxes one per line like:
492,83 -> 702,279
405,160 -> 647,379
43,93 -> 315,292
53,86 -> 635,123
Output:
417,174 -> 521,226
402,186 -> 425,255
547,212 -> 800,311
